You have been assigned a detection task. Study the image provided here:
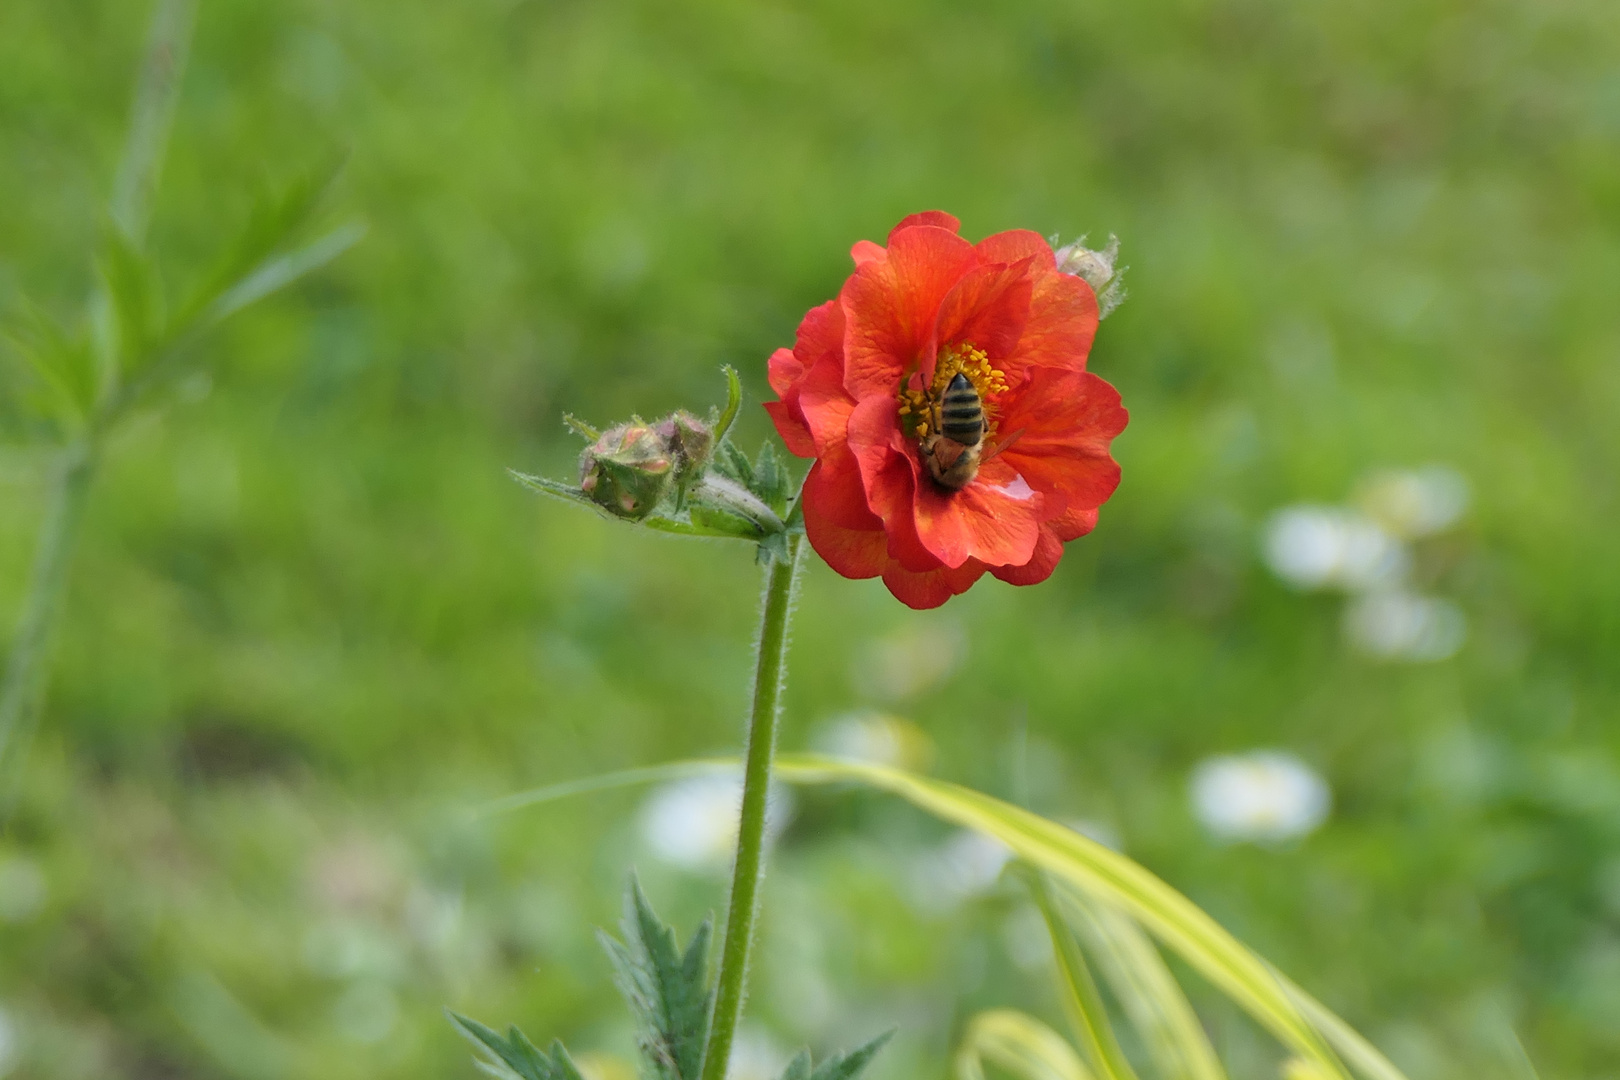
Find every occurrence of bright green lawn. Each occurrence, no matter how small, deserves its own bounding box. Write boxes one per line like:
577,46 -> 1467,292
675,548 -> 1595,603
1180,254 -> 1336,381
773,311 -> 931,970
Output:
3,0 -> 1619,1077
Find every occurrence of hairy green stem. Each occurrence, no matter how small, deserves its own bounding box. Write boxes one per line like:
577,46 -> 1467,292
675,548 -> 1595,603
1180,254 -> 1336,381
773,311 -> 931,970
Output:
702,535 -> 802,1080
0,441 -> 96,809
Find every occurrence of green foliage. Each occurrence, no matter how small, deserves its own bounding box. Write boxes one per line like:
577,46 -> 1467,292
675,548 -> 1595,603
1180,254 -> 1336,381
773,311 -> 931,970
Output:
599,877 -> 714,1080
450,1014 -> 588,1080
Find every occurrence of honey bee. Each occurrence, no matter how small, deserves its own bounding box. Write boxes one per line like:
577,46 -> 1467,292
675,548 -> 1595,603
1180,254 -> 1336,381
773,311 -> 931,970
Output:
918,372 -> 1025,491
919,372 -> 986,490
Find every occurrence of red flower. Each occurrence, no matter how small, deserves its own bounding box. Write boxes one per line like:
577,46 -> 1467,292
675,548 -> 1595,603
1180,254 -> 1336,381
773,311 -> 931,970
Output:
766,211 -> 1128,609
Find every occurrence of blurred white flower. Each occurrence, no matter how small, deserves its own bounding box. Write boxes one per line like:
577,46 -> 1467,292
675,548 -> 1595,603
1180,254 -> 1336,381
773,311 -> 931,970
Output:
0,856 -> 46,923
1357,466 -> 1469,540
0,1004 -> 18,1078
813,711 -> 935,771
1190,751 -> 1330,843
639,773 -> 794,872
909,830 -> 1012,912
1343,591 -> 1466,662
851,618 -> 966,701
1263,506 -> 1407,592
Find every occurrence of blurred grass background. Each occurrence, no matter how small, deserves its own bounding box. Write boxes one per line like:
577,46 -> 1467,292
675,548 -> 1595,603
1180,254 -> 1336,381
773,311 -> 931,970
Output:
2,0 -> 1619,1077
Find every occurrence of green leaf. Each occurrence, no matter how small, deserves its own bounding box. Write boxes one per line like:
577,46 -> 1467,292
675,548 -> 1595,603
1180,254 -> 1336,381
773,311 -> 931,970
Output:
598,876 -> 714,1080
767,758 -> 1362,1080
809,1030 -> 894,1080
752,442 -> 788,515
1021,869 -> 1138,1080
450,1013 -> 587,1080
2,305 -> 98,430
110,0 -> 195,244
1057,889 -> 1225,1080
713,365 -> 742,443
955,1010 -> 1095,1080
777,1050 -> 813,1080
711,439 -> 754,487
97,224 -> 166,374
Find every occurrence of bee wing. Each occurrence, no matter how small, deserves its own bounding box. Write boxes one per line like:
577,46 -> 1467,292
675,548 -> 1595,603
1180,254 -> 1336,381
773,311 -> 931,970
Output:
981,427 -> 1026,463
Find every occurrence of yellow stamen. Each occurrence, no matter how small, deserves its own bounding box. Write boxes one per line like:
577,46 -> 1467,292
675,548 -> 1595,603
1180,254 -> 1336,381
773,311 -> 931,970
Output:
895,342 -> 1009,442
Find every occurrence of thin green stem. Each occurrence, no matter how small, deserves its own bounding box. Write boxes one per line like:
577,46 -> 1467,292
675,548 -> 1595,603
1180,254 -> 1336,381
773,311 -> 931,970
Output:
0,440 -> 97,810
701,535 -> 802,1080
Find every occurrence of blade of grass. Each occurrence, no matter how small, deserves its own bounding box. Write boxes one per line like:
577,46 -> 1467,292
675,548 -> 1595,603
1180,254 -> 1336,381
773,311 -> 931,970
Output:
1019,868 -> 1139,1080
956,1010 -> 1096,1080
1055,887 -> 1226,1080
769,756 -> 1357,1080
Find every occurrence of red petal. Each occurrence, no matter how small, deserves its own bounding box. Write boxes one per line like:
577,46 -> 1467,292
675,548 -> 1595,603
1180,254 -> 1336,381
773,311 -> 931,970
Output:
808,436 -> 885,532
995,369 -> 1127,513
882,559 -> 986,609
1049,505 -> 1100,542
841,226 -> 976,400
802,461 -> 888,579
930,257 -> 1035,372
889,211 -> 961,240
767,347 -> 804,397
974,229 -> 1057,271
990,525 -> 1064,586
850,240 -> 886,266
794,299 -> 845,368
797,354 -> 859,458
910,453 -> 1044,569
1000,267 -> 1098,387
764,400 -> 816,458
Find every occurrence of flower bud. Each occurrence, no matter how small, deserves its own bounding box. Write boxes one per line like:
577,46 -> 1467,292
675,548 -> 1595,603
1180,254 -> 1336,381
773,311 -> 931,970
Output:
579,422 -> 674,519
655,409 -> 714,480
1052,233 -> 1127,318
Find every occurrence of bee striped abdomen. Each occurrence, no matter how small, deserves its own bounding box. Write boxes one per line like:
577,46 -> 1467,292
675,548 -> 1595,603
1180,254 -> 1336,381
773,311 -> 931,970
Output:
938,372 -> 985,446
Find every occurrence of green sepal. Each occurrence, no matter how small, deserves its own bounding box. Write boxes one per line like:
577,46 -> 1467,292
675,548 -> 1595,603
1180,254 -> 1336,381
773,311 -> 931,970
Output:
598,876 -> 714,1080
448,1012 -> 587,1080
756,529 -> 791,566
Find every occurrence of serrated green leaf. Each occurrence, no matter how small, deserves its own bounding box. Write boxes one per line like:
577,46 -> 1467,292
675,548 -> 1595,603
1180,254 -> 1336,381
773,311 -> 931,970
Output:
752,442 -> 788,514
599,876 -> 713,1080
809,1030 -> 894,1080
712,439 -> 754,486
449,1013 -> 587,1080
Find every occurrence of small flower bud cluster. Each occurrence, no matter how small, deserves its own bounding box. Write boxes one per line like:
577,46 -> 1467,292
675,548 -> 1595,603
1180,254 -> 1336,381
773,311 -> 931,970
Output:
578,410 -> 715,520
1052,233 -> 1127,319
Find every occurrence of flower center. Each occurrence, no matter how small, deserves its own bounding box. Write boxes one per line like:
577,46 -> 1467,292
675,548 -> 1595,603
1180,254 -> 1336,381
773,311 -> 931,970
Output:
897,343 -> 1008,440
